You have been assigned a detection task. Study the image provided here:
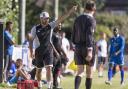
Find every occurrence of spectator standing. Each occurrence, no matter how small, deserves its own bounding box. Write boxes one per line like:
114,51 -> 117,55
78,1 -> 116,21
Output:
96,32 -> 107,77
4,21 -> 16,82
61,31 -> 70,74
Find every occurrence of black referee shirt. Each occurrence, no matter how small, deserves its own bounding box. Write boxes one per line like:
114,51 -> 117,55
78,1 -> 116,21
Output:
72,14 -> 96,48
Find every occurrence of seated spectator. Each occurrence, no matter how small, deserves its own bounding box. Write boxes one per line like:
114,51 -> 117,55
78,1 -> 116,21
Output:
7,59 -> 47,86
7,59 -> 31,85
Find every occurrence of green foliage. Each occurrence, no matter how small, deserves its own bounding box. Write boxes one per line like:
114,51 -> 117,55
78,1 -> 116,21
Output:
96,0 -> 105,10
0,0 -> 19,43
95,25 -> 112,41
26,0 -> 42,31
96,12 -> 128,42
1,0 -> 128,43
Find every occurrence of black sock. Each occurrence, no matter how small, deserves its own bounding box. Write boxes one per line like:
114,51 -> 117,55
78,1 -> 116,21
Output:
75,76 -> 81,89
86,78 -> 92,89
53,68 -> 58,87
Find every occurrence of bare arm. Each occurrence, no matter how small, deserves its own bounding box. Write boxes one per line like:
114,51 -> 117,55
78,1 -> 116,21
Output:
17,69 -> 30,80
50,41 -> 60,57
56,5 -> 77,25
29,26 -> 36,58
9,39 -> 15,45
29,36 -> 33,58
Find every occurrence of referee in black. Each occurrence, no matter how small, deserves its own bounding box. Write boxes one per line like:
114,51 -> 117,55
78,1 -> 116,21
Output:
72,1 -> 96,89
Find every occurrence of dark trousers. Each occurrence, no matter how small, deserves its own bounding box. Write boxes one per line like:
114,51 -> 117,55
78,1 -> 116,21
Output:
53,60 -> 61,87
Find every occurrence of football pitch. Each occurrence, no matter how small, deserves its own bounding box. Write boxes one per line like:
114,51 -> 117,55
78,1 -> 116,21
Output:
0,71 -> 128,89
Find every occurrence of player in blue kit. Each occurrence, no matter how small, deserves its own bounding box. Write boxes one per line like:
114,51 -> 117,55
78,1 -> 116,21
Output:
105,27 -> 125,85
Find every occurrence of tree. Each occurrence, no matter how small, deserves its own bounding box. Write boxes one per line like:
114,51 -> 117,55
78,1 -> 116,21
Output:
0,0 -> 19,43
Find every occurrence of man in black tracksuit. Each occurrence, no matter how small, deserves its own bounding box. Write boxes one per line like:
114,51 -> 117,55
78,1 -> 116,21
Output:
72,1 -> 96,89
52,24 -> 68,89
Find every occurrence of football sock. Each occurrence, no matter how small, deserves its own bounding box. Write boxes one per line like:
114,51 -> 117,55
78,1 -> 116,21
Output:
86,78 -> 92,89
53,73 -> 58,87
120,69 -> 124,82
75,76 -> 81,89
108,68 -> 112,81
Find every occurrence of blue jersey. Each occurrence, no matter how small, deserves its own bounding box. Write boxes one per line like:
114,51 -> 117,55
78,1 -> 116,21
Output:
9,63 -> 16,74
109,35 -> 125,62
4,30 -> 14,55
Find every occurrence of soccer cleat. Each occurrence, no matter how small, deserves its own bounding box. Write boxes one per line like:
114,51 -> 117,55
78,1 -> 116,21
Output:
121,81 -> 125,86
7,82 -> 12,86
105,80 -> 112,85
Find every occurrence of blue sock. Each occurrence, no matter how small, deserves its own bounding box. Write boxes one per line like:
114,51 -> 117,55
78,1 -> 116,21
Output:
120,69 -> 124,82
108,68 -> 112,81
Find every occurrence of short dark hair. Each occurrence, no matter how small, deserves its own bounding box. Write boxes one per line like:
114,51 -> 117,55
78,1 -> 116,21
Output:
113,27 -> 119,32
16,58 -> 23,63
6,21 -> 13,27
85,1 -> 96,11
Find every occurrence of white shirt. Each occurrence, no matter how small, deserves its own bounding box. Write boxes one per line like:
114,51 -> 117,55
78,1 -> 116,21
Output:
62,37 -> 70,56
97,39 -> 107,57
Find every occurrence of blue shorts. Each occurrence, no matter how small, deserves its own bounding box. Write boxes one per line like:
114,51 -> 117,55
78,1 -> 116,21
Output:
109,57 -> 124,65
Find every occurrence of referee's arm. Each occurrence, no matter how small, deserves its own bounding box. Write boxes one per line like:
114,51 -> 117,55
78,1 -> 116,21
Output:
86,18 -> 96,61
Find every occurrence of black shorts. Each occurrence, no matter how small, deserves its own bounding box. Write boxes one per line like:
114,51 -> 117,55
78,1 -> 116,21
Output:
35,47 -> 53,68
74,45 -> 95,66
98,57 -> 106,64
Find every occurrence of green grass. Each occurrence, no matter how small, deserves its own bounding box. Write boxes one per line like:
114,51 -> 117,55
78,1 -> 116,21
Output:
61,71 -> 128,89
0,71 -> 128,89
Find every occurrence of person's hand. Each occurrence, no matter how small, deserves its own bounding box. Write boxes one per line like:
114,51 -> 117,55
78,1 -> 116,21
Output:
65,57 -> 69,62
72,5 -> 78,11
86,49 -> 93,61
70,5 -> 78,13
115,51 -> 120,56
115,52 -> 118,56
27,74 -> 31,80
54,51 -> 60,59
30,53 -> 35,59
63,54 -> 69,62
